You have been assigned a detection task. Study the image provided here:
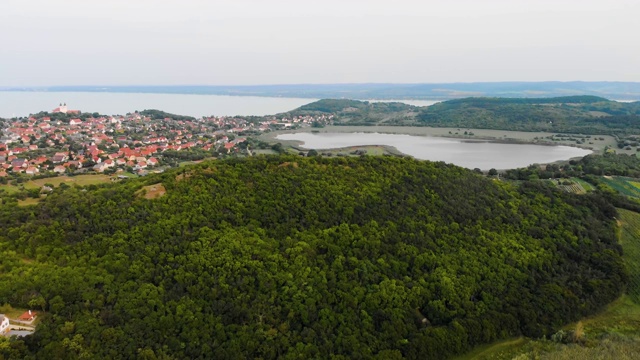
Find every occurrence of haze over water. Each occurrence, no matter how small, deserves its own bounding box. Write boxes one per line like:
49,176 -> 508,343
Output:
277,132 -> 592,170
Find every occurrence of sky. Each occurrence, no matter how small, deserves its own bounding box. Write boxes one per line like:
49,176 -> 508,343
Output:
1,0 -> 639,86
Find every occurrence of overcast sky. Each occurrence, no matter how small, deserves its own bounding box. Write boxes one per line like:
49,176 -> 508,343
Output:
1,0 -> 639,86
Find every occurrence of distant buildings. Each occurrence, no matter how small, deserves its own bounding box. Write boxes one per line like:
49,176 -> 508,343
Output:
52,103 -> 80,115
0,103 -> 333,178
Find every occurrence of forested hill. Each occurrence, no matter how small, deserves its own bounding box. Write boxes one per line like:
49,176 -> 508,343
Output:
294,97 -> 640,134
417,96 -> 640,134
0,156 -> 626,359
138,109 -> 196,121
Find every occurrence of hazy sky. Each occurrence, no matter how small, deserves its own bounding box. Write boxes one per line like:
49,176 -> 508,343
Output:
1,0 -> 639,86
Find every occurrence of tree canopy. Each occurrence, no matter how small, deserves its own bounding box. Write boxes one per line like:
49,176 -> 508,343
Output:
0,156 -> 626,359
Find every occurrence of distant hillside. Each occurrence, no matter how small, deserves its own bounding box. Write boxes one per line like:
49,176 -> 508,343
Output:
417,96 -> 640,134
295,96 -> 640,134
5,81 -> 640,100
138,109 -> 195,121
287,99 -> 417,124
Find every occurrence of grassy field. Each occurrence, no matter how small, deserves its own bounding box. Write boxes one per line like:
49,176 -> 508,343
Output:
313,145 -> 399,157
253,149 -> 279,155
0,184 -> 21,195
619,209 -> 640,303
2,175 -> 114,206
17,197 -> 43,207
456,208 -> 640,359
118,172 -> 139,178
454,338 -> 528,360
23,175 -> 112,189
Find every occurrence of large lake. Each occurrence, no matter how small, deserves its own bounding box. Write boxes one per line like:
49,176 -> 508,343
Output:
277,132 -> 591,170
0,91 -> 319,118
0,92 -> 440,118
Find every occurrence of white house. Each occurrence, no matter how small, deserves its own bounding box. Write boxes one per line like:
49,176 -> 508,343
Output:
0,314 -> 9,334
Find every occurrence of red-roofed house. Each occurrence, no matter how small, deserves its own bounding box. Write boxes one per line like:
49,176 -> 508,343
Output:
25,167 -> 39,175
18,310 -> 37,322
52,152 -> 68,163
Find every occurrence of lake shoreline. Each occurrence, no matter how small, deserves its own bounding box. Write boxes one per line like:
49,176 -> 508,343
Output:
264,125 -> 624,153
261,126 -> 609,170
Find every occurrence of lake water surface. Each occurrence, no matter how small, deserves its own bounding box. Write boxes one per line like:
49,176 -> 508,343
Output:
277,132 -> 591,170
0,91 -> 446,118
0,92 -> 319,118
0,91 -> 445,118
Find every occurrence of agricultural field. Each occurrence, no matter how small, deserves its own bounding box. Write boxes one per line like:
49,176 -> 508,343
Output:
572,177 -> 594,192
600,176 -> 640,198
555,179 -> 587,194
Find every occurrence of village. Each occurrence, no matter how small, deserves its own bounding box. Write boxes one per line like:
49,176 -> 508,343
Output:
0,104 -> 333,180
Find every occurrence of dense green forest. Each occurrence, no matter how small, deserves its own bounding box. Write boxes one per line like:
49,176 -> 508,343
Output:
503,153 -> 640,180
0,156 -> 627,359
137,109 -> 196,121
292,97 -> 640,134
417,97 -> 640,134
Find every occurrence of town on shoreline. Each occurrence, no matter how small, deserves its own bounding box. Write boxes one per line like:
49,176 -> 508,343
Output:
0,104 -> 333,181
1,101 -> 635,188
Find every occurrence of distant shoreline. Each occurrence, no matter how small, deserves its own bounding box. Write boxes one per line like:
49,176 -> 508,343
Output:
3,81 -> 640,101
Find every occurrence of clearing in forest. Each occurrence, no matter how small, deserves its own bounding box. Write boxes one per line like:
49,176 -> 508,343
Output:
137,183 -> 166,199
